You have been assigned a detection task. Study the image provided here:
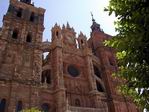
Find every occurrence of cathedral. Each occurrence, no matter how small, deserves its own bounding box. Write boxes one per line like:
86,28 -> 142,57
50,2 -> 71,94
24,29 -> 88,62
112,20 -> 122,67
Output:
0,0 -> 139,112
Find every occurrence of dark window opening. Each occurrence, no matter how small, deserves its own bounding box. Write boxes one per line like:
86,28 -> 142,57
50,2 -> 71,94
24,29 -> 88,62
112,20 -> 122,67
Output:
26,0 -> 30,3
96,81 -> 104,92
17,8 -> 22,18
30,12 -> 35,22
16,101 -> 23,112
21,0 -> 31,3
56,31 -> 59,37
26,33 -> 32,42
81,40 -> 83,44
93,65 -> 101,78
0,98 -> 6,112
41,70 -> 51,84
41,103 -> 49,112
67,65 -> 80,77
75,99 -> 81,107
109,58 -> 114,66
12,29 -> 18,39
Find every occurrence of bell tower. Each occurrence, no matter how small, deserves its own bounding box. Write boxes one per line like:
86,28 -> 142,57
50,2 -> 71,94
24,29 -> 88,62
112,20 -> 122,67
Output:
88,13 -> 139,112
0,0 -> 45,83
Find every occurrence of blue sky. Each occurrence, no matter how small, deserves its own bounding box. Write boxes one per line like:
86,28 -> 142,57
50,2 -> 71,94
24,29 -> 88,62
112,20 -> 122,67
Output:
0,0 -> 116,41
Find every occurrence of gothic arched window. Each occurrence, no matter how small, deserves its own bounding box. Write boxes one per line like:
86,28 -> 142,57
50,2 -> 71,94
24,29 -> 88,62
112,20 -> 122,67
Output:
16,101 -> 23,112
75,99 -> 81,107
56,31 -> 59,37
93,65 -> 101,78
17,8 -> 22,18
41,103 -> 49,112
0,98 -> 6,112
26,33 -> 32,43
81,39 -> 83,44
96,81 -> 104,92
41,70 -> 51,84
12,29 -> 18,39
30,12 -> 35,22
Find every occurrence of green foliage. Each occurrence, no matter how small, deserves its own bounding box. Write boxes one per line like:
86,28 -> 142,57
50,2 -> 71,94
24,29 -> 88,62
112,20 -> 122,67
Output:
105,0 -> 149,110
21,108 -> 41,112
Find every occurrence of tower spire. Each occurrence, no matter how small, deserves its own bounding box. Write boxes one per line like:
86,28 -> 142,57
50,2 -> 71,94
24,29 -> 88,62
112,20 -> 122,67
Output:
90,12 -> 102,33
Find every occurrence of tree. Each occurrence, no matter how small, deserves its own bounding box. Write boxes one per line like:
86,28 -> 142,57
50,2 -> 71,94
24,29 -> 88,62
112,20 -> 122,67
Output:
21,108 -> 41,112
105,0 -> 149,110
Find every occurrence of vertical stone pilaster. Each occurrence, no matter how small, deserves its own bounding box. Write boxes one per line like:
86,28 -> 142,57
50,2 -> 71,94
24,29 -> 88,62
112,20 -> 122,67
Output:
96,47 -> 116,112
51,40 -> 64,89
83,48 -> 101,108
33,49 -> 42,82
51,38 -> 66,112
55,89 -> 66,112
83,48 -> 96,91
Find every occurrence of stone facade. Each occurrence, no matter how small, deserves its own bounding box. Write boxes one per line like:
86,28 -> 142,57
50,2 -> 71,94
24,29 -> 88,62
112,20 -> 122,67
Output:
0,0 -> 139,112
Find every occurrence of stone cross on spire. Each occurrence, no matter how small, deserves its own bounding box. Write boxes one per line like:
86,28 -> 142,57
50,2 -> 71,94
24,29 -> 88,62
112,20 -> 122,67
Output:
91,12 -> 95,22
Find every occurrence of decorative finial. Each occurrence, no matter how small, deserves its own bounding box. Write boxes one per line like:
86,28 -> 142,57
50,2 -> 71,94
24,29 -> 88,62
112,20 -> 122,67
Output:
62,24 -> 65,29
71,27 -> 74,31
54,23 -> 58,27
67,22 -> 70,28
91,12 -> 95,22
80,31 -> 83,35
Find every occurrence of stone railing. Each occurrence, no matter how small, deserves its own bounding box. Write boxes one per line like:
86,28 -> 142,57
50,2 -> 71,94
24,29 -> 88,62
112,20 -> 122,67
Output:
68,106 -> 108,112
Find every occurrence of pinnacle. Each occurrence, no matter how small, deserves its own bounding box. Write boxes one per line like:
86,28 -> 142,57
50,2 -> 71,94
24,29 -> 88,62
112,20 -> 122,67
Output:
66,22 -> 70,28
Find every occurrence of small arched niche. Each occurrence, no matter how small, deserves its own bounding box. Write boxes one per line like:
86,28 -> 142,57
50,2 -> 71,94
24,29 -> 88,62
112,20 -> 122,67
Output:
96,81 -> 104,92
81,39 -> 84,44
41,103 -> 50,112
30,12 -> 35,22
93,65 -> 101,78
0,98 -> 6,112
75,99 -> 81,107
26,33 -> 32,43
12,29 -> 19,39
56,31 -> 59,37
41,69 -> 51,84
16,100 -> 23,112
17,8 -> 23,18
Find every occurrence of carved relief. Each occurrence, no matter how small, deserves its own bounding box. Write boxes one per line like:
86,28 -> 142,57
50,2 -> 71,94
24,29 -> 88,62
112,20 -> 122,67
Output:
5,51 -> 15,64
23,53 -> 31,67
65,35 -> 76,46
